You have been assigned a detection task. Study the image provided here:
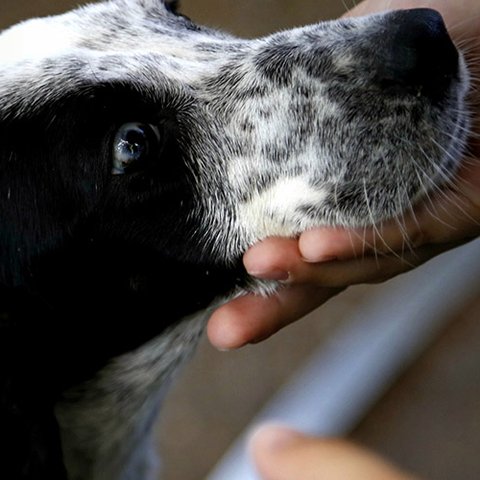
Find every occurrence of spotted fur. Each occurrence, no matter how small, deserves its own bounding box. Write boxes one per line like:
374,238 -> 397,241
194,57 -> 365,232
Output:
0,1 -> 470,479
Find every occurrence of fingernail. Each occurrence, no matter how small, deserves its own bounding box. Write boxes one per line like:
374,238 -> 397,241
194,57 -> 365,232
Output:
216,346 -> 236,352
212,335 -> 246,352
302,254 -> 338,263
251,424 -> 304,452
300,232 -> 339,263
247,269 -> 290,281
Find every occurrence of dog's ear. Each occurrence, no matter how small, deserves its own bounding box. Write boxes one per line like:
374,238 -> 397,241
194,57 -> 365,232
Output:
109,0 -> 184,18
112,0 -> 178,11
164,0 -> 180,14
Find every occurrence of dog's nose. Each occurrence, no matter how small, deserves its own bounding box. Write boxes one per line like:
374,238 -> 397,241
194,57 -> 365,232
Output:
378,9 -> 459,97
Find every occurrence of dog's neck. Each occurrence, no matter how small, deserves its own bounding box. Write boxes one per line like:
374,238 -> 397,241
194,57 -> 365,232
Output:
55,310 -> 209,480
0,257 -> 242,479
0,234 -> 246,479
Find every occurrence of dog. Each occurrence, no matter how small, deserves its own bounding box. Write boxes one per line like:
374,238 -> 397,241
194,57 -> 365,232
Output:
0,1 -> 470,479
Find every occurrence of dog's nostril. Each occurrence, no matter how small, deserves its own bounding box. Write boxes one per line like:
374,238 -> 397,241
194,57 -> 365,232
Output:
378,8 -> 459,96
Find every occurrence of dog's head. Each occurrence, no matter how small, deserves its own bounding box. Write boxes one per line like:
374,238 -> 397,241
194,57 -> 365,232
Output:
0,0 -> 470,355
0,4 -> 472,476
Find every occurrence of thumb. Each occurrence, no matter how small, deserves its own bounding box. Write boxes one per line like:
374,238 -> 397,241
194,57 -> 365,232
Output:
250,425 -> 418,480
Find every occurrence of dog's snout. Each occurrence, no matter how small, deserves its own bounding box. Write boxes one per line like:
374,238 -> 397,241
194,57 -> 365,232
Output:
378,8 -> 459,96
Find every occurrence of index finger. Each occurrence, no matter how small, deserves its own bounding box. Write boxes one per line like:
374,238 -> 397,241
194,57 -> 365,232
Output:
207,285 -> 342,350
300,163 -> 480,263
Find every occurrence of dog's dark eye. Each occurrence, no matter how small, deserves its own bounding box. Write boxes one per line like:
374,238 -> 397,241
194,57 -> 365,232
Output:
112,123 -> 161,175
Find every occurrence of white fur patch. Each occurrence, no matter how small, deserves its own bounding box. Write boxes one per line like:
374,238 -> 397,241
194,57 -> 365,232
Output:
0,18 -> 75,65
238,176 -> 328,241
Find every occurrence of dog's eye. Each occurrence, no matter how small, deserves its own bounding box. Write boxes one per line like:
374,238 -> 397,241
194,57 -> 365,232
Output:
112,123 -> 161,175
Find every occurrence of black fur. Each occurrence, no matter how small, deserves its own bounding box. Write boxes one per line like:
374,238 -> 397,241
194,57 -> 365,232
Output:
0,80 -> 245,478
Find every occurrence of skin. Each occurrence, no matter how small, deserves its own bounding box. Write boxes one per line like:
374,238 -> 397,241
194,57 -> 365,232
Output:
208,1 -> 480,478
250,425 -> 417,480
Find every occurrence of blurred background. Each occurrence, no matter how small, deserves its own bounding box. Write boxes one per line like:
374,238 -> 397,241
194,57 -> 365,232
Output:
1,1 -> 480,479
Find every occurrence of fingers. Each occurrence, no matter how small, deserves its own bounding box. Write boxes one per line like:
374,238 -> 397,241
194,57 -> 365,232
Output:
211,169 -> 480,350
251,425 -> 417,480
242,238 -> 304,281
208,242 -> 440,350
209,190 -> 473,350
243,234 -> 457,287
243,162 -> 480,282
207,284 -> 342,350
298,223 -> 421,264
242,234 -> 414,285
300,179 -> 480,265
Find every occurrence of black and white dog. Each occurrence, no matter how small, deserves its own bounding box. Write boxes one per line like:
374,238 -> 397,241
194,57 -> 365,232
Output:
0,1 -> 470,478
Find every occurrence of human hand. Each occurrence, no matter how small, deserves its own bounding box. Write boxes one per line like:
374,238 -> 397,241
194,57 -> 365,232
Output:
207,0 -> 480,351
251,425 -> 417,480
